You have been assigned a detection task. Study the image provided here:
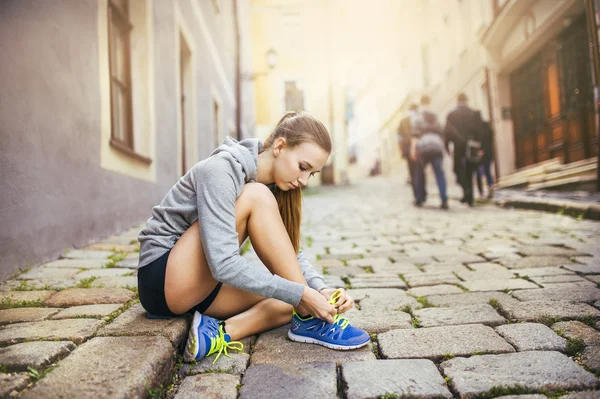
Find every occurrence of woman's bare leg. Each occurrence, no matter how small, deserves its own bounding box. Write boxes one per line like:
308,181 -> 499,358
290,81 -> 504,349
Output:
164,183 -> 311,340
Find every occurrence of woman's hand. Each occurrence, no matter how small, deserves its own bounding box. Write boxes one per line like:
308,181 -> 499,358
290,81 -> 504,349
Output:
319,288 -> 354,314
298,286 -> 337,323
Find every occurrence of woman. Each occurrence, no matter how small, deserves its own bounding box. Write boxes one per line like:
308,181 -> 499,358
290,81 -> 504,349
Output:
137,112 -> 370,364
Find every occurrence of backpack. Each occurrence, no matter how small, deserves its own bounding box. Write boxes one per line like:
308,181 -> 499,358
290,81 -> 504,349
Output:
416,132 -> 444,158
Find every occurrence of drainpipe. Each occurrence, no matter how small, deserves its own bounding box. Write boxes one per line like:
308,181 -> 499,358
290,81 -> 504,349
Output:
584,0 -> 600,191
485,67 -> 500,183
234,0 -> 242,140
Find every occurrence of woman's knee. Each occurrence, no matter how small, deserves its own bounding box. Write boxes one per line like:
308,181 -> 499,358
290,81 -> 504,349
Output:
238,183 -> 278,211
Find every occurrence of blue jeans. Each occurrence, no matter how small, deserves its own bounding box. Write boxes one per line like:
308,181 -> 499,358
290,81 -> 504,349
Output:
414,153 -> 448,203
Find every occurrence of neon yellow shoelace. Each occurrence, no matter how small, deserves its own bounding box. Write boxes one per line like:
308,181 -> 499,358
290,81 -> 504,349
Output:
207,325 -> 244,364
329,289 -> 350,329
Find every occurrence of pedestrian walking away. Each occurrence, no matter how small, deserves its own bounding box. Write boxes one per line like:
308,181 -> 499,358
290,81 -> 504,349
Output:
475,120 -> 495,199
136,112 -> 370,364
410,95 -> 448,209
444,93 -> 485,206
397,103 -> 421,198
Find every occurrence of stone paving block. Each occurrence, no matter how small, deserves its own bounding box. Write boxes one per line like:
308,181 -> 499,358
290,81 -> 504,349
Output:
564,264 -> 600,274
61,250 -> 113,259
342,359 -> 452,399
494,323 -> 567,352
404,272 -> 462,287
378,324 -> 515,360
85,243 -> 139,252
89,276 -> 138,288
416,304 -> 506,327
420,263 -> 472,274
315,259 -> 346,268
516,246 -> 586,257
504,300 -> 600,322
250,326 -> 375,365
181,353 -> 250,376
440,351 -> 599,398
582,345 -> 600,372
408,284 -> 464,296
51,304 -> 122,319
43,288 -> 135,307
574,256 -> 600,265
0,341 -> 76,371
19,267 -> 79,280
455,263 -> 516,281
513,267 -> 576,277
174,374 -> 240,399
74,268 -> 133,279
512,283 -> 600,303
552,321 -> 600,345
322,264 -> 367,278
0,308 -> 60,325
322,275 -> 345,288
96,304 -> 189,348
531,274 -> 590,285
562,392 -> 600,399
342,307 -> 412,333
7,278 -> 78,290
19,336 -> 173,399
0,372 -> 31,397
348,288 -> 418,311
433,253 -> 486,263
461,278 -> 539,292
427,292 -> 521,308
239,362 -> 337,399
585,275 -> 600,284
0,290 -> 55,304
493,395 -> 546,399
42,259 -> 109,269
115,258 -> 139,268
501,256 -> 578,269
0,318 -> 102,346
349,274 -> 407,289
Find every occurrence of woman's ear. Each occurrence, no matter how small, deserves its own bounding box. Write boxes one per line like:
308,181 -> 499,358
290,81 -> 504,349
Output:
273,137 -> 287,157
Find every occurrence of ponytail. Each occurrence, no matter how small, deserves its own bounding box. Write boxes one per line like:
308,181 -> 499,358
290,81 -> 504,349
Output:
263,112 -> 331,254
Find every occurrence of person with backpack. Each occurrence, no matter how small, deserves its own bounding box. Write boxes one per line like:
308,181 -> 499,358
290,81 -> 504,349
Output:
443,93 -> 484,207
410,95 -> 449,209
397,103 -> 421,197
475,120 -> 495,199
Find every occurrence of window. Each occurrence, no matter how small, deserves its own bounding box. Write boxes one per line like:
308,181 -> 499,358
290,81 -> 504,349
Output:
284,81 -> 305,112
108,0 -> 134,152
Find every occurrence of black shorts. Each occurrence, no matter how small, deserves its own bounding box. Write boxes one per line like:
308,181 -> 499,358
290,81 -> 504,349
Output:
137,250 -> 222,318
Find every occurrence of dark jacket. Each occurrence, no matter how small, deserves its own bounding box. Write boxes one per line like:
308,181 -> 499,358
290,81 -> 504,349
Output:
480,121 -> 494,158
443,104 -> 483,157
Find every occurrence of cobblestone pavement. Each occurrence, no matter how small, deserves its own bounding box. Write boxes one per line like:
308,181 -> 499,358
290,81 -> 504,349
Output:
1,176 -> 600,398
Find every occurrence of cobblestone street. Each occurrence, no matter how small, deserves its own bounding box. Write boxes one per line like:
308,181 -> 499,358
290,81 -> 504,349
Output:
1,176 -> 600,398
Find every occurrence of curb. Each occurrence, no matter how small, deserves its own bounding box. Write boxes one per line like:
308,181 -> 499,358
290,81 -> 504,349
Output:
493,197 -> 600,220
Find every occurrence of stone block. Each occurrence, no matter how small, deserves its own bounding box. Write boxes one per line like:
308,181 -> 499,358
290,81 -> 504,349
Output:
51,304 -> 122,319
564,264 -> 600,274
181,353 -> 250,376
408,285 -> 464,296
42,259 -> 109,269
494,323 -> 566,351
174,374 -> 240,399
250,326 -> 375,365
516,246 -> 586,257
0,373 -> 31,397
504,300 -> 600,322
512,267 -> 575,277
349,274 -> 407,289
512,284 -> 600,303
0,318 -> 102,346
532,274 -> 590,285
552,321 -> 600,346
19,336 -> 173,399
0,341 -> 76,371
501,256 -> 578,269
342,359 -> 452,399
441,351 -> 599,398
19,267 -> 79,280
239,362 -> 337,399
427,292 -> 521,309
416,304 -> 506,327
96,304 -> 189,348
89,276 -> 138,288
378,324 -> 514,361
461,279 -> 538,292
43,288 -> 135,307
74,269 -> 133,279
0,308 -> 60,325
0,291 -> 55,304
61,250 -> 113,259
342,307 -> 412,333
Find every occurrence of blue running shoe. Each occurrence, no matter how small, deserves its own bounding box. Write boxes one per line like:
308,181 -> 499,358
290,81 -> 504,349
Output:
287,290 -> 370,350
183,311 -> 243,363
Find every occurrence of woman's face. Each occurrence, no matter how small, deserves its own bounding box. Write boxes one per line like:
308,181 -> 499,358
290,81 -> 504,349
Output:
272,140 -> 329,191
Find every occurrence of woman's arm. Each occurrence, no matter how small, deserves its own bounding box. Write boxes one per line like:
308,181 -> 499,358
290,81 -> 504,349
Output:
297,251 -> 327,292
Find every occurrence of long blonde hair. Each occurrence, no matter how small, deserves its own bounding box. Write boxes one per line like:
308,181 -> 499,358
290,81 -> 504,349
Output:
263,112 -> 331,253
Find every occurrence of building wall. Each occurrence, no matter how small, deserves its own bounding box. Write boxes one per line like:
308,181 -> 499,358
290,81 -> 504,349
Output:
0,0 -> 252,281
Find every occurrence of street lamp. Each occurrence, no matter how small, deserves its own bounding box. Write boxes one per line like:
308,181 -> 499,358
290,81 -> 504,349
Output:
242,48 -> 277,80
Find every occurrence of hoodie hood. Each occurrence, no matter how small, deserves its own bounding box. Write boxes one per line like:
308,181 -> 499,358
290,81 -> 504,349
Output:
210,137 -> 263,183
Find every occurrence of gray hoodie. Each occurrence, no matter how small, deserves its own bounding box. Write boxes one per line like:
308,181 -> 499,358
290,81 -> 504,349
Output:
138,137 -> 327,306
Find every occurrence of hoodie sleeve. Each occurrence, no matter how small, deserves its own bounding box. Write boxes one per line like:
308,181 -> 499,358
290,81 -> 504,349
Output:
297,251 -> 327,292
192,156 -> 305,306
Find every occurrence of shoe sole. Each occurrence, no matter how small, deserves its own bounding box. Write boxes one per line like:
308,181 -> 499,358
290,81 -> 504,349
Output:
287,330 -> 370,350
183,311 -> 202,362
